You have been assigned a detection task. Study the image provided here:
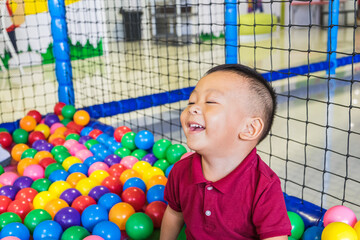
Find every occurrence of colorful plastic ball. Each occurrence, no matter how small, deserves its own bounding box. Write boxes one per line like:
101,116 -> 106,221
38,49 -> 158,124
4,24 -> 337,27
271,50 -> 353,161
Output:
32,140 -> 48,151
44,114 -> 60,127
11,144 -> 29,162
120,169 -> 141,186
12,129 -> 29,144
48,169 -> 69,182
302,226 -> 323,240
92,221 -> 121,240
66,172 -> 87,188
39,157 -> 56,169
21,148 -> 37,159
60,188 -> 82,206
44,163 -> 65,178
79,135 -> 92,144
114,126 -> 131,142
60,226 -> 90,240
108,163 -> 126,178
132,161 -> 152,177
88,186 -> 110,202
142,167 -> 165,184
1,237 -> 21,240
34,151 -> 53,163
125,212 -> 154,240
142,153 -> 158,165
54,151 -> 72,164
165,164 -> 174,177
147,175 -> 168,190
15,187 -> 38,203
121,132 -> 136,151
62,156 -> 82,171
81,204 -> 108,232
88,162 -> 109,176
24,209 -> 52,234
98,193 -> 122,212
134,130 -> 154,150
323,205 -> 357,227
53,126 -> 67,136
73,110 -> 90,126
34,124 -> 50,139
0,132 -> 12,148
75,149 -> 93,161
61,105 -> 76,119
69,143 -> 87,156
20,116 -> 37,132
153,159 -> 170,172
123,177 -> 146,193
54,207 -> 81,230
322,222 -> 357,240
89,170 -> 110,184
96,133 -> 110,145
31,178 -> 52,193
166,144 -> 187,164
121,187 -> 146,212
120,156 -> 139,169
89,130 -> 103,140
33,191 -> 57,209
50,123 -> 64,134
61,118 -> 72,127
54,102 -> 66,116
23,164 -> 45,181
152,139 -> 172,159
37,142 -> 54,152
80,127 -> 92,137
104,154 -> 121,167
108,141 -> 122,153
33,220 -> 63,240
101,176 -> 122,195
0,165 -> 4,176
68,163 -> 88,175
131,149 -> 148,160
66,133 -> 80,142
44,199 -> 69,219
0,128 -> 8,133
0,196 -> 12,214
76,178 -> 98,196
145,201 -> 167,228
147,185 -> 166,204
17,158 -> 38,176
0,212 -> 22,230
109,202 -> 135,230
13,176 -> 33,190
0,172 -> 18,186
0,185 -> 19,200
84,139 -> 99,149
7,199 -> 32,221
48,181 -> 72,198
27,110 -> 42,123
83,236 -> 105,240
63,139 -> 78,151
51,137 -> 66,147
114,147 -> 131,159
83,156 -> 101,167
71,196 -> 96,215
51,145 -> 68,155
288,211 -> 305,239
0,222 -> 30,240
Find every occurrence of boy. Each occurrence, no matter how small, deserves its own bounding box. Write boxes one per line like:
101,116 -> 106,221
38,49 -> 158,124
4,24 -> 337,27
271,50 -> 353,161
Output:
160,64 -> 292,239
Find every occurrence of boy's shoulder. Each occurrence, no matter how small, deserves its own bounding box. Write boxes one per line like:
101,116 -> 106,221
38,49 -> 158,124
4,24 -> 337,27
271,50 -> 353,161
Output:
255,154 -> 281,185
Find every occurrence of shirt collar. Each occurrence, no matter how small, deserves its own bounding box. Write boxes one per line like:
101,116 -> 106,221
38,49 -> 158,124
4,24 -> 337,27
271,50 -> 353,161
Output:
191,148 -> 258,193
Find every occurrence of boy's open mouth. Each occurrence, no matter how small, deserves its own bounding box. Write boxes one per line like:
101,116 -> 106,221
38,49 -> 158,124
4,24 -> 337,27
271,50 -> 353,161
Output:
189,123 -> 205,132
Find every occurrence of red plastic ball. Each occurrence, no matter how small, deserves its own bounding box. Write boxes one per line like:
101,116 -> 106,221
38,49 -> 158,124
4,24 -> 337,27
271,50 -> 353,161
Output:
7,199 -> 32,221
0,196 -> 12,214
121,187 -> 146,212
0,132 -> 13,148
28,131 -> 46,147
39,157 -> 57,169
51,138 -> 66,146
64,129 -> 78,137
54,102 -> 66,116
108,164 -> 126,178
145,201 -> 167,228
89,129 -> 103,139
71,195 -> 96,214
27,110 -> 42,123
114,126 -> 131,142
67,121 -> 84,133
15,187 -> 38,203
101,176 -> 123,195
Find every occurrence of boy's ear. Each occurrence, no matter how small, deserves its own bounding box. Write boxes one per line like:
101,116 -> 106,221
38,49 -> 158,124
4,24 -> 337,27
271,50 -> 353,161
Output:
239,117 -> 264,141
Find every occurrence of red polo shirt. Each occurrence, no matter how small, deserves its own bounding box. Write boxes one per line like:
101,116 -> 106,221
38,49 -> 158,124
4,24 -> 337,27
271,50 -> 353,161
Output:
164,148 -> 292,239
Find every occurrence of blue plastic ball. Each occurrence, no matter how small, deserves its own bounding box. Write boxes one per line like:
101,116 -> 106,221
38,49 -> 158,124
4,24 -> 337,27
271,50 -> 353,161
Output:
83,156 -> 102,167
96,134 -> 111,145
33,220 -> 63,240
80,127 -> 93,136
81,204 -> 108,232
165,164 -> 174,178
135,130 -> 154,150
90,144 -> 106,155
96,148 -> 110,159
0,222 -> 30,240
108,141 -> 122,153
123,177 -> 146,193
48,170 -> 69,182
146,185 -> 166,204
92,221 -> 121,240
98,193 -> 122,212
68,163 -> 89,175
302,226 -> 323,240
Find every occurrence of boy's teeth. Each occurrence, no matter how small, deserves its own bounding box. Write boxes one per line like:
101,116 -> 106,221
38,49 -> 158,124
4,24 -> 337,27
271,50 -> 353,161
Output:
190,124 -> 204,128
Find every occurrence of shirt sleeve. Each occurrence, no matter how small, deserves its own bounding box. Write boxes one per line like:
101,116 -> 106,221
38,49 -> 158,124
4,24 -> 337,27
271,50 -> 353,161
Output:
164,164 -> 182,212
252,178 -> 292,239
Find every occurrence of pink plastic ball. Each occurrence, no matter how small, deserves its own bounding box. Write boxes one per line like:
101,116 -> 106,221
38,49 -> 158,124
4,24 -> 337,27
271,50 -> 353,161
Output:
323,205 -> 357,227
180,152 -> 194,160
63,139 -> 79,151
88,162 -> 109,176
23,164 -> 45,181
83,236 -> 105,240
69,143 -> 87,156
0,172 -> 19,186
50,123 -> 65,134
40,119 -> 45,124
75,149 -> 93,161
120,156 -> 139,169
1,237 -> 21,240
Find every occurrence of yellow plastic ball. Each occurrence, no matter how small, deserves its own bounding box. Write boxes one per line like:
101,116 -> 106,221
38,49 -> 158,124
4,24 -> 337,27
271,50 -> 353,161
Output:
142,167 -> 165,184
62,156 -> 82,171
48,181 -> 72,198
58,115 -> 64,121
354,220 -> 360,238
34,124 -> 51,139
76,178 -> 99,196
322,222 -> 358,240
132,161 -> 152,177
89,170 -> 110,184
33,191 -> 57,209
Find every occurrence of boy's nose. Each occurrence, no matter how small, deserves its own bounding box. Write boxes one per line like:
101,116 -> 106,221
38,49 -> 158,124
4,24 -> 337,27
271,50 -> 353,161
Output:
189,105 -> 201,114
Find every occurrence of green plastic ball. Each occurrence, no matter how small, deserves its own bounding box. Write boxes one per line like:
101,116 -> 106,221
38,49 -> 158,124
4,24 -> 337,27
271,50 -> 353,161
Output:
166,144 -> 187,164
126,212 -> 154,240
84,139 -> 99,149
0,212 -> 22,231
131,149 -> 148,160
288,211 -> 305,239
0,128 -> 9,133
31,178 -> 52,192
24,209 -> 52,234
51,145 -> 68,156
45,163 -> 65,178
114,147 -> 131,158
54,151 -> 71,164
65,133 -> 80,141
61,226 -> 90,240
153,159 -> 170,172
0,165 -> 4,175
61,118 -> 72,126
121,132 -> 136,151
152,139 -> 172,159
12,128 -> 29,144
61,105 -> 76,119
21,148 -> 38,159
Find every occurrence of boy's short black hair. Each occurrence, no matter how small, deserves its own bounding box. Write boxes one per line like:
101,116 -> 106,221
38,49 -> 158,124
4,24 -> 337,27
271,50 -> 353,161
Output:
205,64 -> 277,143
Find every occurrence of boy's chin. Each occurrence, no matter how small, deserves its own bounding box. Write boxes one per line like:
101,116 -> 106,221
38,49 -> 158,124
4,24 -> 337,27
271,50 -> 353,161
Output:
186,140 -> 205,153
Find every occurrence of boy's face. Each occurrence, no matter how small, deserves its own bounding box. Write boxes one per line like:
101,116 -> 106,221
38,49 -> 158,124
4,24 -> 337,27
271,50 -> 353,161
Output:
180,71 -> 253,155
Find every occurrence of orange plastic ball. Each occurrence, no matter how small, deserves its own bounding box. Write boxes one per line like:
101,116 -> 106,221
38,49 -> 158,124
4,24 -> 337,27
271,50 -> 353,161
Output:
20,116 -> 37,132
73,110 -> 90,126
48,133 -> 65,143
66,172 -> 87,188
34,151 -> 53,163
120,169 -> 141,186
17,158 -> 38,176
44,198 -> 69,219
147,175 -> 168,190
11,143 -> 30,162
109,202 -> 135,230
54,126 -> 67,136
